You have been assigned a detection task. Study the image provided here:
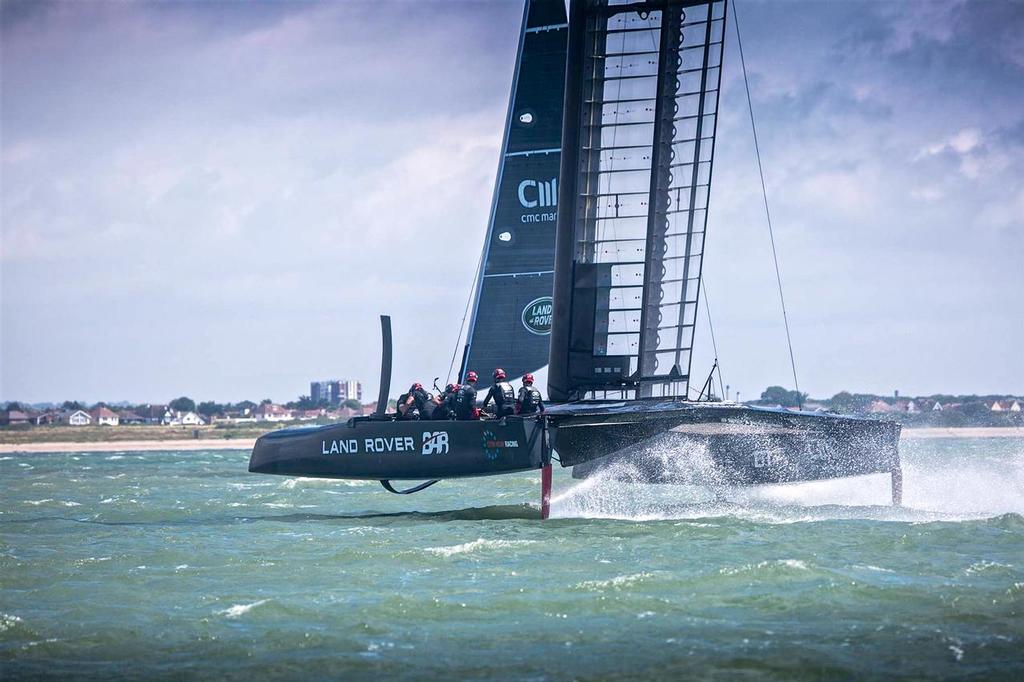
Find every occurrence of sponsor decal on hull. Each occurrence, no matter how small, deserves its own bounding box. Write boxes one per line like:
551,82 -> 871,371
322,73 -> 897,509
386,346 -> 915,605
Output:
481,429 -> 520,460
321,432 -> 451,456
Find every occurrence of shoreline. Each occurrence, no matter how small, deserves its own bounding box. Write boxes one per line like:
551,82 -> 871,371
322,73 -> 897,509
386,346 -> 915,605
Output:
1,427 -> 1022,454
0,438 -> 258,453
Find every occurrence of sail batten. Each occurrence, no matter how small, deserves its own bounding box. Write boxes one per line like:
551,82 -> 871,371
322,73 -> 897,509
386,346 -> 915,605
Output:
549,0 -> 727,402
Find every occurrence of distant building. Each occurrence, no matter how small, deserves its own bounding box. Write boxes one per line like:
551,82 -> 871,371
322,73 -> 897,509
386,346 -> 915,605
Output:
867,400 -> 896,414
91,406 -> 120,426
138,404 -> 170,424
217,408 -> 256,423
931,401 -> 943,411
178,411 -> 206,426
59,410 -> 92,426
164,410 -> 206,426
1,410 -> 31,426
118,411 -> 146,425
310,379 -> 363,406
991,399 -> 1022,412
255,403 -> 294,422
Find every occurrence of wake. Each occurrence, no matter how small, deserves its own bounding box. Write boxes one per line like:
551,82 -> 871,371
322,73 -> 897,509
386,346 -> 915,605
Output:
549,437 -> 1024,522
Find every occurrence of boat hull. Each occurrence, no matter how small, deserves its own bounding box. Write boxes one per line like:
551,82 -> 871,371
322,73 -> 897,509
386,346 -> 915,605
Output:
248,416 -> 548,480
545,402 -> 901,485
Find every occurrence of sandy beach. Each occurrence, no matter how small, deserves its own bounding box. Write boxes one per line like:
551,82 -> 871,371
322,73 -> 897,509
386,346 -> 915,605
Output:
1,427 -> 1022,454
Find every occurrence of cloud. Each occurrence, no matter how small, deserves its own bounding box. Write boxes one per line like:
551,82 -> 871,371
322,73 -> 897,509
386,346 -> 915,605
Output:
2,0 -> 1022,403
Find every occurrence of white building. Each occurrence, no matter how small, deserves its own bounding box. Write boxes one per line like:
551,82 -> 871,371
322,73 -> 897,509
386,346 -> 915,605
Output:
91,406 -> 120,426
164,410 -> 206,426
991,399 -> 1022,412
60,410 -> 92,426
255,404 -> 295,422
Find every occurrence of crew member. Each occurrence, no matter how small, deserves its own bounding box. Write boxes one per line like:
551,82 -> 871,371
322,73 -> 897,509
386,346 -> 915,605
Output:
516,373 -> 544,415
432,383 -> 459,420
397,382 -> 430,420
482,368 -> 515,418
453,372 -> 479,420
395,389 -> 415,420
410,382 -> 432,416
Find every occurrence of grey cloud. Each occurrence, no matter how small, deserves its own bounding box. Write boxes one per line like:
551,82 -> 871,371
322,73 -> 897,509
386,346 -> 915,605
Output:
2,0 -> 1022,404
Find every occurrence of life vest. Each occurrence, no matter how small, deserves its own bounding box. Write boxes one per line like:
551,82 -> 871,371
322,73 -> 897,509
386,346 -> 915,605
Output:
411,389 -> 432,412
454,385 -> 477,418
495,382 -> 515,406
519,386 -> 542,414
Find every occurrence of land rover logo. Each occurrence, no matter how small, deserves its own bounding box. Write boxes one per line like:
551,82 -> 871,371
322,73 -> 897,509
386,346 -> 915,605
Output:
521,296 -> 553,335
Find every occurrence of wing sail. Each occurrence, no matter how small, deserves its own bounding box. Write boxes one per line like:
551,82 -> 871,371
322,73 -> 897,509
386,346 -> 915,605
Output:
459,0 -> 569,389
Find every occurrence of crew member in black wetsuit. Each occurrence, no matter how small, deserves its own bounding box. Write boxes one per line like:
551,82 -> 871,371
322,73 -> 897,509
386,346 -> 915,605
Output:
431,383 -> 458,420
453,372 -> 479,420
516,373 -> 545,415
482,368 -> 516,418
396,382 -> 430,420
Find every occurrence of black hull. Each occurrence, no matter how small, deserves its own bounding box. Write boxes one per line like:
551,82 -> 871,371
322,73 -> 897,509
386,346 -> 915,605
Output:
545,401 -> 901,486
247,403 -> 901,504
248,416 -> 548,480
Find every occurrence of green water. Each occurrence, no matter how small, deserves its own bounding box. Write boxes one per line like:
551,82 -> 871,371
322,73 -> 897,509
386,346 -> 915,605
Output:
2,438 -> 1023,679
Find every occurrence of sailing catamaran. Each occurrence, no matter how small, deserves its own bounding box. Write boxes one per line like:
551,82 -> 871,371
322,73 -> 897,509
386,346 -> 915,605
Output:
248,0 -> 902,517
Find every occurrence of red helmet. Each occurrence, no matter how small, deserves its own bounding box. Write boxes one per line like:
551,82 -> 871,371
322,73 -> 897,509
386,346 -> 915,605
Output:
493,368 -> 506,380
466,371 -> 478,382
411,382 -> 422,391
523,373 -> 534,385
446,383 -> 457,393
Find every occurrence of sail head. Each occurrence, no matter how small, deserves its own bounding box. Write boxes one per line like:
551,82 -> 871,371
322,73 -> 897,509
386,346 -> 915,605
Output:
548,0 -> 727,402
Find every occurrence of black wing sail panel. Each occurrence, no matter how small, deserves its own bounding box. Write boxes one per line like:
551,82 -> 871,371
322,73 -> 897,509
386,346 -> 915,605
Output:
459,0 -> 569,388
549,0 -> 726,401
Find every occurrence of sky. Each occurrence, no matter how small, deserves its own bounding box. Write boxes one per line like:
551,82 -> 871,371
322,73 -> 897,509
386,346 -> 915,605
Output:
1,0 -> 1022,406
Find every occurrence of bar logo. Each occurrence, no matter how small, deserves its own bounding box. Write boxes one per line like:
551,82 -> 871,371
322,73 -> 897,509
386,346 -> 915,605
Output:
422,431 -> 450,455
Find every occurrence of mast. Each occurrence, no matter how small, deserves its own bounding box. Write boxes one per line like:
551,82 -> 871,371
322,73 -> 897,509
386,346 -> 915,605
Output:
548,0 -> 727,402
547,0 -> 588,403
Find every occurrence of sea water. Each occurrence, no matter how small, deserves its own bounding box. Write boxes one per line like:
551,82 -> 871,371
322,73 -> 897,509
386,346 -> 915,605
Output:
1,437 -> 1022,679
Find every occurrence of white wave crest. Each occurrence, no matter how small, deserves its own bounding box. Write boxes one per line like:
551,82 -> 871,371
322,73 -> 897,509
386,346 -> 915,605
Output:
964,560 -> 1014,575
575,572 -> 654,590
719,559 -> 809,576
217,599 -> 269,618
424,539 -> 536,558
0,613 -> 23,632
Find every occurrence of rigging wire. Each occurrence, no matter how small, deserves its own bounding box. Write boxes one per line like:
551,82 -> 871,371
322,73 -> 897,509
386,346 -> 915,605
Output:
732,0 -> 802,408
446,246 -> 486,385
701,278 -> 726,399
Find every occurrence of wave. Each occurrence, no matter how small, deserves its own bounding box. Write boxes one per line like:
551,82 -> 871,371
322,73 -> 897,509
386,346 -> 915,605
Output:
574,572 -> 654,590
424,538 -> 536,558
0,613 -> 23,633
216,599 -> 269,619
